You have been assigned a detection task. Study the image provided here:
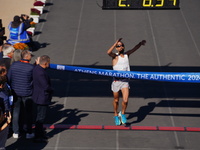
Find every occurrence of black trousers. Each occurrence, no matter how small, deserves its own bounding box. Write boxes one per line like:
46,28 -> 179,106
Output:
12,96 -> 33,134
35,104 -> 48,138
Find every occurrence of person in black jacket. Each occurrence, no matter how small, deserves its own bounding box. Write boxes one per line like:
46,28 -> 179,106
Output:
20,14 -> 33,30
20,14 -> 35,50
7,50 -> 37,139
32,55 -> 53,142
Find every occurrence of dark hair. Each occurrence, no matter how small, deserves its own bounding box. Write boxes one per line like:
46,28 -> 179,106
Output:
0,75 -> 7,85
119,41 -> 125,47
11,15 -> 21,28
0,66 -> 6,76
20,14 -> 26,21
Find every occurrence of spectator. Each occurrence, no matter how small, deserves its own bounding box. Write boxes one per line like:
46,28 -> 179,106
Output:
11,49 -> 22,64
0,75 -> 12,150
0,65 -> 7,76
20,14 -> 35,50
7,50 -> 36,139
0,65 -> 14,109
20,14 -> 33,30
0,44 -> 15,70
32,55 -> 53,142
0,107 -> 11,150
7,15 -> 30,45
0,75 -> 11,117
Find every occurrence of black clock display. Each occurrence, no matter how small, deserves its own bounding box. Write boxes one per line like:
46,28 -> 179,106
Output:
102,0 -> 180,9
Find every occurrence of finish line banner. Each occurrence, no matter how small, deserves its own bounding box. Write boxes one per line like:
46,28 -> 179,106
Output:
50,64 -> 200,83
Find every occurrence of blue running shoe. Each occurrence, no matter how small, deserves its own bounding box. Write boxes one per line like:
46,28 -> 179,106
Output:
114,116 -> 121,126
118,111 -> 127,124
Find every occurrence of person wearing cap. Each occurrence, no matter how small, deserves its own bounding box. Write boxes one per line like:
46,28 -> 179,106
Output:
107,38 -> 146,126
7,50 -> 38,139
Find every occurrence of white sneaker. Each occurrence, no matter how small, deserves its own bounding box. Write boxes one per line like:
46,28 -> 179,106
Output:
26,133 -> 35,139
13,133 -> 19,139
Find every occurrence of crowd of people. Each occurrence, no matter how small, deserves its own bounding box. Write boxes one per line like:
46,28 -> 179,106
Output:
0,15 -> 53,149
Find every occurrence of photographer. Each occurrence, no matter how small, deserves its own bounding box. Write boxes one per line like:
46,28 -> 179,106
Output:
7,15 -> 30,45
20,14 -> 35,50
20,14 -> 33,30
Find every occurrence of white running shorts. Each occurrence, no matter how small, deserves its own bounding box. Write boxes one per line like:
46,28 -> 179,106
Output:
111,79 -> 129,92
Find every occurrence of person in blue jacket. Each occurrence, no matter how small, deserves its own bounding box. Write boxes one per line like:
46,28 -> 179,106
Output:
7,50 -> 36,139
7,15 -> 30,45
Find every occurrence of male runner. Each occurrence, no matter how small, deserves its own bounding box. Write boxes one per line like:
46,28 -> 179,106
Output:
107,38 -> 146,125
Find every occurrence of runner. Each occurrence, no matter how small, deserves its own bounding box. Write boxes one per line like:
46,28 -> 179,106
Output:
107,38 -> 146,125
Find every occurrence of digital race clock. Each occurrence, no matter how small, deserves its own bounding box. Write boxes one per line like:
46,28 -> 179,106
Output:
102,0 -> 180,9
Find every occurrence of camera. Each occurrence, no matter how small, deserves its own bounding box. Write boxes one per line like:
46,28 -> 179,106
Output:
21,14 -> 33,22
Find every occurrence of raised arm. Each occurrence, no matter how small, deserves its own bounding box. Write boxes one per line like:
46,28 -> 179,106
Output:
126,40 -> 146,56
0,111 -> 11,131
107,38 -> 122,58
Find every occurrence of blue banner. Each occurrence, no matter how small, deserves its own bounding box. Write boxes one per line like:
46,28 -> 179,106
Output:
50,64 -> 200,83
